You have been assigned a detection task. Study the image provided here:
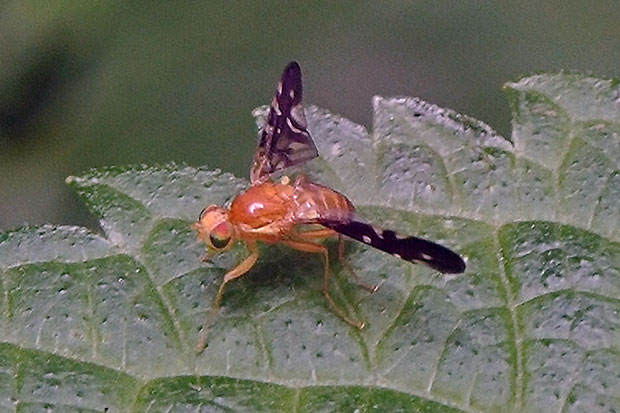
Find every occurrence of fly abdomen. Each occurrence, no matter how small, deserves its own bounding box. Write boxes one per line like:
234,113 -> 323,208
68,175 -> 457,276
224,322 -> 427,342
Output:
292,177 -> 355,223
323,219 -> 466,274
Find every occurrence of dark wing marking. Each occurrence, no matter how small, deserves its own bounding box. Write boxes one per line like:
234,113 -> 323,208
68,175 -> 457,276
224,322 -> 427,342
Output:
250,61 -> 318,183
322,219 -> 466,274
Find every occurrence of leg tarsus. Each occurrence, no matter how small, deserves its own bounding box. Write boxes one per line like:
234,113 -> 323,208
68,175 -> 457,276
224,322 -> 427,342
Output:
322,288 -> 365,329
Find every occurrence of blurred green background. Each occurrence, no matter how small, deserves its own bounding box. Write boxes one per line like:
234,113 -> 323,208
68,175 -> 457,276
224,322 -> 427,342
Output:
1,1 -> 619,231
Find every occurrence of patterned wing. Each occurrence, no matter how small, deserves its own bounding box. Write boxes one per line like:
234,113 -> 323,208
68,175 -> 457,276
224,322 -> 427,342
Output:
322,218 -> 466,274
250,61 -> 318,183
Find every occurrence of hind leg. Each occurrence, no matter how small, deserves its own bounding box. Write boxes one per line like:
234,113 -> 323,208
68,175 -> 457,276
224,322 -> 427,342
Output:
337,235 -> 380,292
293,229 -> 379,292
283,239 -> 364,329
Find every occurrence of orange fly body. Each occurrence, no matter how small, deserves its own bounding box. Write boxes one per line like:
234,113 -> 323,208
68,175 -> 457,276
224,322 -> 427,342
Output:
194,62 -> 465,351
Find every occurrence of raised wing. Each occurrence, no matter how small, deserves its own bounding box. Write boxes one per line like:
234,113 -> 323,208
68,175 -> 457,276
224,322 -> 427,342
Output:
250,61 -> 319,183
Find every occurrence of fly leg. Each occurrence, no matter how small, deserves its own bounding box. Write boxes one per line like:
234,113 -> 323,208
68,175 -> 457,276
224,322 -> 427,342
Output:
338,235 -> 380,293
293,228 -> 379,292
283,239 -> 365,329
293,227 -> 338,239
195,241 -> 259,352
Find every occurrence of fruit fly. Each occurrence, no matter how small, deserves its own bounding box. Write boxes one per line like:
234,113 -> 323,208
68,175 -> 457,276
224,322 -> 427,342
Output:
194,61 -> 465,351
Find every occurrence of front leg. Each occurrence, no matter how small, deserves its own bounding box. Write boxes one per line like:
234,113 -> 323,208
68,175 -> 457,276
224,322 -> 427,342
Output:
195,241 -> 259,352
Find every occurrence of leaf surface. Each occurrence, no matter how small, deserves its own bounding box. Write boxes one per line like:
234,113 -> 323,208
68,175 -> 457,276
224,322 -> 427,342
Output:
1,74 -> 619,412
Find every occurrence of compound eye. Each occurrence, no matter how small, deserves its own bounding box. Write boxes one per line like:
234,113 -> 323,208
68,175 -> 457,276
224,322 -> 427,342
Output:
209,222 -> 233,249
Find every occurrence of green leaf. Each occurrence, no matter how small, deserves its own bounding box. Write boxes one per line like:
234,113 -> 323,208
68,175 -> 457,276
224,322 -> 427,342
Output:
1,73 -> 619,412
